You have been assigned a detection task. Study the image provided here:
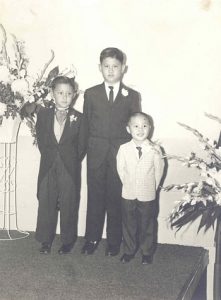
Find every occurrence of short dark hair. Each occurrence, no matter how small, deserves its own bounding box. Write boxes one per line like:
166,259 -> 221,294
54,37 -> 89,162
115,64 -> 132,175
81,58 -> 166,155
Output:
51,76 -> 76,92
128,112 -> 152,126
100,47 -> 125,64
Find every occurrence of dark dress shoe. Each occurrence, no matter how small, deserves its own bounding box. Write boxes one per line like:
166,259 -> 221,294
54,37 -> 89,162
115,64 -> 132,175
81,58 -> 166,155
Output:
120,253 -> 134,263
58,243 -> 74,255
142,255 -> 153,265
39,243 -> 51,254
81,241 -> 98,255
105,245 -> 120,256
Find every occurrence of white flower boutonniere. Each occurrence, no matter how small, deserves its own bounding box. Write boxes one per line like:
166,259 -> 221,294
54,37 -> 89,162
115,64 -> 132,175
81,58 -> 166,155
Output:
121,88 -> 129,97
70,114 -> 78,124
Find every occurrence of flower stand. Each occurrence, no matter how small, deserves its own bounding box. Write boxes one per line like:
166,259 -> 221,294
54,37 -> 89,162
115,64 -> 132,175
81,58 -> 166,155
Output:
0,116 -> 29,240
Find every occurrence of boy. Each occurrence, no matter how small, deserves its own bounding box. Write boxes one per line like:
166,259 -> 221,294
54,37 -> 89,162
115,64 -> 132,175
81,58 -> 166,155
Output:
79,47 -> 141,256
116,112 -> 164,264
35,76 -> 81,255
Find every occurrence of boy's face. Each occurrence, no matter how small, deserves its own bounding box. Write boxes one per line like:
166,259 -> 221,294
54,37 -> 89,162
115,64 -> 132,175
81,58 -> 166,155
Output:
52,83 -> 74,109
127,115 -> 151,145
99,57 -> 125,84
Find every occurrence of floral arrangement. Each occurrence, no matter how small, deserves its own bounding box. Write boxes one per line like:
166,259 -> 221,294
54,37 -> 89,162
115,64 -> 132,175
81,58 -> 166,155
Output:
0,24 -> 77,144
163,113 -> 221,233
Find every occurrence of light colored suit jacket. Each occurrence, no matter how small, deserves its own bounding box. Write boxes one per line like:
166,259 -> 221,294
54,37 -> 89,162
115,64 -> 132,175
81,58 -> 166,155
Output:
117,139 -> 164,201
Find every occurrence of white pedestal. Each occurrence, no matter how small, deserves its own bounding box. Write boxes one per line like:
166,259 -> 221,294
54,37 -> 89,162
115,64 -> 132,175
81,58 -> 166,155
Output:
0,117 -> 29,240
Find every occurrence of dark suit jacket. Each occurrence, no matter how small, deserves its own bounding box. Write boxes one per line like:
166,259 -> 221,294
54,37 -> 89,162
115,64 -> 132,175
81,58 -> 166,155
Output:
36,106 -> 82,197
78,82 -> 141,168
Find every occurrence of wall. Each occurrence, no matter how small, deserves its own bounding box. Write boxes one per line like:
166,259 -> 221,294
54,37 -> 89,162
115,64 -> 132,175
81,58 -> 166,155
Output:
1,1 -> 221,299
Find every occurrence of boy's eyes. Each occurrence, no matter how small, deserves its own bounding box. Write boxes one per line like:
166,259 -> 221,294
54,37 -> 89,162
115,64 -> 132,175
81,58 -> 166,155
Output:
56,92 -> 73,96
133,125 -> 148,128
104,65 -> 119,68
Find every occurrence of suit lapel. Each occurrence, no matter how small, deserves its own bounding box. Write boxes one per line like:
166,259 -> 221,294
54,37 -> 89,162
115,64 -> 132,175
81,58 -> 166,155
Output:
47,108 -> 58,145
59,108 -> 77,143
112,83 -> 127,106
100,82 -> 109,104
59,109 -> 71,144
98,82 -> 127,105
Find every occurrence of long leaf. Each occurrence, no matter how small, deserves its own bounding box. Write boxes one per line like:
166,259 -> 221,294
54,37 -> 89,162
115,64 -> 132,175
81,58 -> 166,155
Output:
171,208 -> 202,231
197,208 -> 214,233
205,113 -> 221,125
45,66 -> 59,86
204,213 -> 218,232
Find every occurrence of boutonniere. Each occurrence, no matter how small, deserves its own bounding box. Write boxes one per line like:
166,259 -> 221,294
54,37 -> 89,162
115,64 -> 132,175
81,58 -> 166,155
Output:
70,114 -> 78,124
121,88 -> 129,97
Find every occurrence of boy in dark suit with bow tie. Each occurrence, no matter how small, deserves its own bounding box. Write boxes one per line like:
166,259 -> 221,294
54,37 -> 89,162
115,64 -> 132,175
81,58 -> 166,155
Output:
79,47 -> 141,256
35,76 -> 81,255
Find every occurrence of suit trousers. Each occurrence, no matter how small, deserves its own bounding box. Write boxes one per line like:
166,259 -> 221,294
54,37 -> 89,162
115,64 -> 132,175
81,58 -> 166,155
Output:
121,198 -> 157,256
35,153 -> 78,245
85,151 -> 122,247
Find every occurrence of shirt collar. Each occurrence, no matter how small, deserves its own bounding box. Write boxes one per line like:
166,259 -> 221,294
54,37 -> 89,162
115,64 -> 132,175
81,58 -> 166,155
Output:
55,106 -> 69,112
104,81 -> 120,91
131,139 -> 151,150
104,82 -> 120,99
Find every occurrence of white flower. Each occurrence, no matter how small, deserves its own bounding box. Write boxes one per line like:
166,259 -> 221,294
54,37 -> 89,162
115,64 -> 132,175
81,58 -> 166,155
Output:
19,69 -> 27,78
212,170 -> 221,185
0,102 -> 7,115
45,93 -> 52,101
11,78 -> 29,97
121,88 -> 129,97
182,194 -> 191,202
207,195 -> 213,201
199,162 -> 207,171
24,94 -> 35,103
70,114 -> 77,123
14,99 -> 23,108
0,66 -> 11,83
206,177 -> 215,186
207,168 -> 221,185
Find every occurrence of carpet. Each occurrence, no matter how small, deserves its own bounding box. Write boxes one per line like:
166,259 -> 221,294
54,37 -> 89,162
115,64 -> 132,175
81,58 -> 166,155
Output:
0,232 -> 208,300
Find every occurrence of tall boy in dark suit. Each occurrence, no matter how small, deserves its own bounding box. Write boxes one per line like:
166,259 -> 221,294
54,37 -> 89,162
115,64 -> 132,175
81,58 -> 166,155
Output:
79,47 -> 141,256
35,76 -> 81,255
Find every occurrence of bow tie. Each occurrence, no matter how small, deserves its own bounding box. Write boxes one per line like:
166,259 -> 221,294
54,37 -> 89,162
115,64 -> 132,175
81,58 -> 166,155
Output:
55,109 -> 68,125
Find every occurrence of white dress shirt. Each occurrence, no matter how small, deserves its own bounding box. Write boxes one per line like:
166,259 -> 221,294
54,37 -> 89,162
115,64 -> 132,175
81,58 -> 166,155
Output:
117,139 -> 164,202
104,81 -> 120,102
54,108 -> 68,142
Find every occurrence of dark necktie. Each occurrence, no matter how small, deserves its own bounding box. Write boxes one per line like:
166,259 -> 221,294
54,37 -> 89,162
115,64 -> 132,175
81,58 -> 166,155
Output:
108,86 -> 114,104
55,109 -> 68,126
136,146 -> 142,158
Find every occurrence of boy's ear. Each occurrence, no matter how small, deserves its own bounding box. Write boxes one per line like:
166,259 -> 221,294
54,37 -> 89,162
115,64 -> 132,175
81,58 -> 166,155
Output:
98,64 -> 102,72
126,126 -> 131,135
122,64 -> 126,73
123,64 -> 128,75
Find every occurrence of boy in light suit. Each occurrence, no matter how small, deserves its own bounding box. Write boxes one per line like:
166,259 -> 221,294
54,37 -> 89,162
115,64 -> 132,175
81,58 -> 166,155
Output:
35,76 -> 81,255
79,47 -> 141,256
116,112 -> 164,264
